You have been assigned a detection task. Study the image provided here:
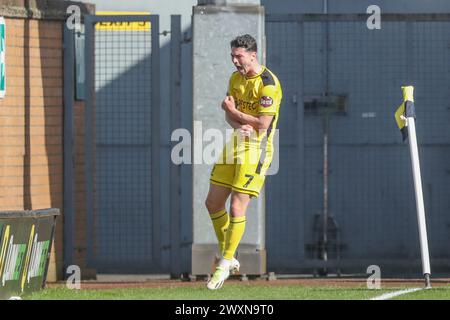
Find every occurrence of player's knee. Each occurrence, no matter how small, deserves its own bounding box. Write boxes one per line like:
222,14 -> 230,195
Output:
205,197 -> 221,214
230,203 -> 245,216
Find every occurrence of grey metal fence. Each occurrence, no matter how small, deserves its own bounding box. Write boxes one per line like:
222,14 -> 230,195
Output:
84,15 -> 161,273
266,14 -> 450,275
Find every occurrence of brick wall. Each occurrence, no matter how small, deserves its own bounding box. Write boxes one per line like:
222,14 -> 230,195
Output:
0,0 -> 96,281
0,17 -> 64,280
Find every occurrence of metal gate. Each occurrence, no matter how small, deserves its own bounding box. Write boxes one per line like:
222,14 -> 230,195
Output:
84,15 -> 161,273
266,14 -> 450,275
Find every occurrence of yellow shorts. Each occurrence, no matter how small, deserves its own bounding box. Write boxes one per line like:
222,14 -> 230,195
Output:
210,146 -> 272,197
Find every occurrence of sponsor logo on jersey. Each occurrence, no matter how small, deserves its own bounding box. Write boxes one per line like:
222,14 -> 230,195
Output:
260,96 -> 273,108
237,99 -> 258,111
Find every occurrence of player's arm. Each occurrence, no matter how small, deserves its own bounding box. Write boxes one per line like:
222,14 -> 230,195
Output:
224,77 -> 243,129
222,96 -> 273,130
230,109 -> 273,130
225,112 -> 242,129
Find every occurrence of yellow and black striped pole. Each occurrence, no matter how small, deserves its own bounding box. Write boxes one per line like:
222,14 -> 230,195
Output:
394,86 -> 431,289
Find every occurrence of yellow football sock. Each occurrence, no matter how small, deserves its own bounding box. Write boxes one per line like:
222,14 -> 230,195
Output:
209,209 -> 230,254
223,216 -> 246,260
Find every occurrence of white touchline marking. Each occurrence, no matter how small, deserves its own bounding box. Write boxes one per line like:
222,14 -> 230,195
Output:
370,288 -> 423,300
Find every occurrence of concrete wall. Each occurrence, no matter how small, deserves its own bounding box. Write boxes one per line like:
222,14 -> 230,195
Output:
191,4 -> 267,275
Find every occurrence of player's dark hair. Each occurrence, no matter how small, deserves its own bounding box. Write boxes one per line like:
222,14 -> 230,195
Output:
230,34 -> 257,52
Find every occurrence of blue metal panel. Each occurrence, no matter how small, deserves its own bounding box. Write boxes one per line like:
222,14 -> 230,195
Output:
85,15 -> 161,273
266,15 -> 450,274
265,21 -> 305,270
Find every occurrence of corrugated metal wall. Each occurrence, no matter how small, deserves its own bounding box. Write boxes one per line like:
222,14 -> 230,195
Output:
266,15 -> 450,275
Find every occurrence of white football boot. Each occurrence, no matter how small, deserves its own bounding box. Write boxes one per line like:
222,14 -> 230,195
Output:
207,266 -> 230,290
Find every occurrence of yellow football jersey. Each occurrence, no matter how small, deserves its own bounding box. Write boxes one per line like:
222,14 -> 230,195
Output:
227,66 -> 282,150
210,67 -> 282,196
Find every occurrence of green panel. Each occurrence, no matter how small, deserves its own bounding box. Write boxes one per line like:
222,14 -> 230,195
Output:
0,19 -> 5,94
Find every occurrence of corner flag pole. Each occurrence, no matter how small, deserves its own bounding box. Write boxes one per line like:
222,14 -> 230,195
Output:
395,86 -> 432,289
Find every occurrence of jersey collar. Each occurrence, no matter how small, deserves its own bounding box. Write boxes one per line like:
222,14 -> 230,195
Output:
245,65 -> 266,80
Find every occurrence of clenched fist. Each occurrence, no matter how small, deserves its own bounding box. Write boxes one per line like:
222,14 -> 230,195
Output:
238,124 -> 254,137
221,95 -> 236,113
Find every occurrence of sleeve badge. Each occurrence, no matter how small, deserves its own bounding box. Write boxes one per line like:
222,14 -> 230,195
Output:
260,96 -> 273,108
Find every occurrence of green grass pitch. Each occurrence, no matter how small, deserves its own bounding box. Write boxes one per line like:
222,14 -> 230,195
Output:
24,283 -> 450,300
